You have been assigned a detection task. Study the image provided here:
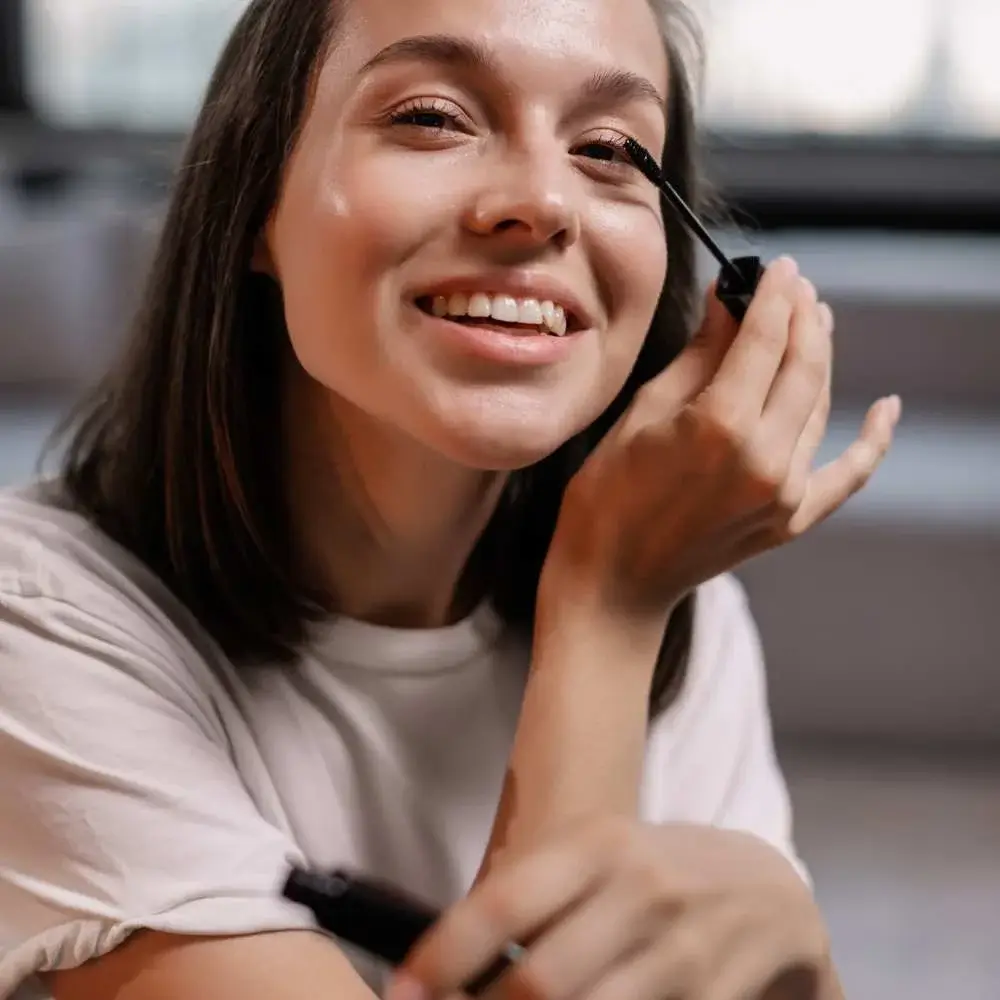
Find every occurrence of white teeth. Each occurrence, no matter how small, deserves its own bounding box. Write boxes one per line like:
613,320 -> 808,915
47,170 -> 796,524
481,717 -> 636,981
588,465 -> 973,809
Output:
553,306 -> 567,337
491,295 -> 520,324
468,292 -> 492,318
423,291 -> 574,335
518,299 -> 544,326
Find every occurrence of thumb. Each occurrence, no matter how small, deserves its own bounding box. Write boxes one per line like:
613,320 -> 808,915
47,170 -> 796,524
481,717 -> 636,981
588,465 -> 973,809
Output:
640,280 -> 740,413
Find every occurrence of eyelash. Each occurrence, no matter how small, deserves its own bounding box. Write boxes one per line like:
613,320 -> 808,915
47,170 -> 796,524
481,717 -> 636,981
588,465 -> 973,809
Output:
387,100 -> 636,171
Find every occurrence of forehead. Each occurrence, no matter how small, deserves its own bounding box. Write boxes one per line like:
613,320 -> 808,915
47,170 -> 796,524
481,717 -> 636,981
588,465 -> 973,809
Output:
322,0 -> 670,101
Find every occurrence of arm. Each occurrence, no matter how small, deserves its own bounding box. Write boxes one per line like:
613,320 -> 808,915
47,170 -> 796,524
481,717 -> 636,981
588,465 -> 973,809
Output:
474,570 -> 670,880
45,930 -> 376,1000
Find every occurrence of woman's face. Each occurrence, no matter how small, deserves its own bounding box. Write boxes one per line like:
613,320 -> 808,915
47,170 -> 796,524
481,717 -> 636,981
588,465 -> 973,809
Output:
263,0 -> 670,469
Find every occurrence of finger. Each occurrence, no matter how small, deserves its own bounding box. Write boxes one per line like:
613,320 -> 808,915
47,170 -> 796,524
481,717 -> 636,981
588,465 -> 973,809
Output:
493,875 -> 667,1000
786,394 -> 901,535
785,302 -> 834,486
400,827 -> 610,996
579,904 -> 747,1000
703,256 -> 801,422
634,279 -> 738,417
757,299 -> 833,504
756,288 -> 830,468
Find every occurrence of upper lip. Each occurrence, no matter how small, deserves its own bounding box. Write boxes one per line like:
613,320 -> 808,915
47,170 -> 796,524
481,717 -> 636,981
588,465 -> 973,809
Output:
412,272 -> 596,331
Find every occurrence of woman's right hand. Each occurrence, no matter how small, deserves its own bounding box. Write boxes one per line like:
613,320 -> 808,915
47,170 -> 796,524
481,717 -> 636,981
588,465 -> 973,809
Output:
547,256 -> 900,619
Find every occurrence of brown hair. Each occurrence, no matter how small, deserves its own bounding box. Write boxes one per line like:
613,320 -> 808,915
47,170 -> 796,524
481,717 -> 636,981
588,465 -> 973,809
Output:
54,0 -> 706,718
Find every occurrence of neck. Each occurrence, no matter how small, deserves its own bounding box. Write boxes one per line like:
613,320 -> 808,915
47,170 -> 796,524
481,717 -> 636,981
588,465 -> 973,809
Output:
284,374 -> 507,629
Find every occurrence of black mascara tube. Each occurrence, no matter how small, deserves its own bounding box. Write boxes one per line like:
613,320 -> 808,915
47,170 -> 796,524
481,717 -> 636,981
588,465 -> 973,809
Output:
283,867 -> 525,996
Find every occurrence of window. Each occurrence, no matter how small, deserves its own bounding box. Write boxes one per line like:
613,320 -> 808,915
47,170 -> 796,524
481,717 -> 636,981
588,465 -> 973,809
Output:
10,0 -> 1000,229
22,0 -> 1000,138
24,0 -> 248,130
701,0 -> 1000,139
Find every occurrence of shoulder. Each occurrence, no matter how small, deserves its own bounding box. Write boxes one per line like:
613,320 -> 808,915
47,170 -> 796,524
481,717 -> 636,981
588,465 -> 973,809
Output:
1,481 -> 220,657
689,573 -> 762,686
644,576 -> 805,873
0,482 -> 232,731
1,481 -> 160,609
655,573 -> 769,743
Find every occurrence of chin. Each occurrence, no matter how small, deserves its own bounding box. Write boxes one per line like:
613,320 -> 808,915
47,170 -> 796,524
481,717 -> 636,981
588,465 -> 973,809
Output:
411,382 -> 605,471
423,415 -> 581,472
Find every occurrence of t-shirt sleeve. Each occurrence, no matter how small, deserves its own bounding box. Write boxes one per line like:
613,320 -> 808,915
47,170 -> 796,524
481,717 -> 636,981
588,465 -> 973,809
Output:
0,588 -> 315,999
643,576 -> 810,885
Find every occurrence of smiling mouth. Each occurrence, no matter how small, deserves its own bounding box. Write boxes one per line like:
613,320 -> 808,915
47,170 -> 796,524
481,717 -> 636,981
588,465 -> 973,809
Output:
414,293 -> 581,336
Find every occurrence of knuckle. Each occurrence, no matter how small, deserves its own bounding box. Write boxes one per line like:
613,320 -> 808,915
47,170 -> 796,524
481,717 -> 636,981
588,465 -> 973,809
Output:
689,397 -> 747,452
849,442 -> 878,483
478,882 -> 519,935
789,326 -> 830,387
800,349 -> 829,388
751,316 -> 788,352
663,924 -> 712,986
742,449 -> 787,499
635,860 -> 680,910
776,477 -> 806,516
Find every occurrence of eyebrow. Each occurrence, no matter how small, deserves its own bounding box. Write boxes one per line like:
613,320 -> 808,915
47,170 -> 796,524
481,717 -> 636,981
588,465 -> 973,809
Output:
357,33 -> 668,117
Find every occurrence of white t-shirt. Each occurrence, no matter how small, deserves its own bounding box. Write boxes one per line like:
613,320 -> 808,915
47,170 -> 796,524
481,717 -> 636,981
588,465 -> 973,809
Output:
0,485 -> 803,1000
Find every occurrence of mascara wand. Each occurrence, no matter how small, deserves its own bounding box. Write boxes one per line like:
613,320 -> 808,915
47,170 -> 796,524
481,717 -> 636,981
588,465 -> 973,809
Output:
623,137 -> 764,323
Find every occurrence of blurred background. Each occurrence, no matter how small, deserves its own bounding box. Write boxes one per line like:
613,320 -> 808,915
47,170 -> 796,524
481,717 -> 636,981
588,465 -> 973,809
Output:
1,1 -> 998,996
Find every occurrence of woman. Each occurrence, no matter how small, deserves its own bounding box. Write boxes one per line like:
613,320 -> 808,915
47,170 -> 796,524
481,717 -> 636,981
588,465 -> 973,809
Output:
0,0 -> 899,997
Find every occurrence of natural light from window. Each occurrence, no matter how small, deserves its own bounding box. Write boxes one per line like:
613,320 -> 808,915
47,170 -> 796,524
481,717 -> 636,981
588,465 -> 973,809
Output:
23,0 -> 1000,137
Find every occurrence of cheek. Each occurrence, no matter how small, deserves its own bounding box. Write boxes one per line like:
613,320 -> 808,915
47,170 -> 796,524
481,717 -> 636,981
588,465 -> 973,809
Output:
273,160 -> 415,292
592,206 -> 669,355
268,155 -> 448,371
599,207 -> 669,317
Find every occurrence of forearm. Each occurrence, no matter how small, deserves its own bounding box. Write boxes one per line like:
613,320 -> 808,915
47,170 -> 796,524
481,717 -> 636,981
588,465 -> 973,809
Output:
475,577 -> 669,881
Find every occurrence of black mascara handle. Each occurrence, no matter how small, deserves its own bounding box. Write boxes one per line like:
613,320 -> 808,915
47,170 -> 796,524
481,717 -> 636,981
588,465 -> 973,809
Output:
284,867 -> 438,966
283,867 -> 522,996
715,255 -> 765,323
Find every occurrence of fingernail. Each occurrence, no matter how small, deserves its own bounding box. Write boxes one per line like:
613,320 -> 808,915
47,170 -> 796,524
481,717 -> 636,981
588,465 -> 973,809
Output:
886,395 -> 902,424
776,255 -> 799,277
386,973 -> 429,1000
819,303 -> 834,331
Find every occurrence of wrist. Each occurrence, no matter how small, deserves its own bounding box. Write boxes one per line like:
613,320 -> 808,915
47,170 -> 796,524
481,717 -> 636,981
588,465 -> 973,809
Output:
542,509 -> 684,637
539,551 -> 675,648
535,559 -> 673,678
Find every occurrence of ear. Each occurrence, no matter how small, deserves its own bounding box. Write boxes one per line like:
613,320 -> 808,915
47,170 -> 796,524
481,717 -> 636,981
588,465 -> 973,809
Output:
250,228 -> 277,277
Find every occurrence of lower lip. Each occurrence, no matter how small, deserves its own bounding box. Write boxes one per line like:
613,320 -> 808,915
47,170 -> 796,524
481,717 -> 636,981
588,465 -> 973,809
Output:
413,306 -> 582,367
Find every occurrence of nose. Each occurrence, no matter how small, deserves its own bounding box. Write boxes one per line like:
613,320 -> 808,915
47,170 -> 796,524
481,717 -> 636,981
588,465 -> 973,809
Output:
462,148 -> 582,252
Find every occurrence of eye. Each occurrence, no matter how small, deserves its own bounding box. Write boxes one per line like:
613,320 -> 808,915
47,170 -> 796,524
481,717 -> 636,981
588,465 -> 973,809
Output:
572,131 -> 635,170
387,98 -> 470,133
